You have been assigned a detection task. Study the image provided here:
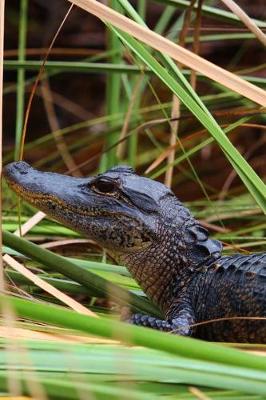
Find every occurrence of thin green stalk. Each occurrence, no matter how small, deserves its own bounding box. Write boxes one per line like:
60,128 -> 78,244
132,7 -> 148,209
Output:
101,0 -> 124,170
4,60 -> 148,74
155,5 -> 176,35
137,0 -> 146,19
4,61 -> 265,86
125,0 -> 146,167
15,0 -> 28,160
151,115 -> 253,179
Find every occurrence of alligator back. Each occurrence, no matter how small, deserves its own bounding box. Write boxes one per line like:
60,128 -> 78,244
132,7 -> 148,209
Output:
192,253 -> 266,342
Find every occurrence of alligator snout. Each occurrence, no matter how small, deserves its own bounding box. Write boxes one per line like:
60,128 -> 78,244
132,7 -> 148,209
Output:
3,161 -> 89,204
4,161 -> 46,195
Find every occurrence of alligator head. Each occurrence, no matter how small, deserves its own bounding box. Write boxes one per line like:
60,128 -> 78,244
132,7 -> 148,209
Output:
4,161 -> 163,252
4,161 -> 222,309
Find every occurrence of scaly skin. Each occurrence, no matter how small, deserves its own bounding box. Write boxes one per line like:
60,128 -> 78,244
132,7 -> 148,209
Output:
4,161 -> 266,343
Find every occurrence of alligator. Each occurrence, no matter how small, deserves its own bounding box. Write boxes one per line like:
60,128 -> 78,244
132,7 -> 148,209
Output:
4,161 -> 266,343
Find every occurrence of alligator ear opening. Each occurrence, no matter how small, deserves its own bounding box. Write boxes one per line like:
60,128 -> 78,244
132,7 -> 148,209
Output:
190,239 -> 223,267
123,188 -> 159,213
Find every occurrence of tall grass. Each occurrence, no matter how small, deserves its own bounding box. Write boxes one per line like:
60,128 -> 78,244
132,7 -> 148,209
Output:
15,0 -> 27,160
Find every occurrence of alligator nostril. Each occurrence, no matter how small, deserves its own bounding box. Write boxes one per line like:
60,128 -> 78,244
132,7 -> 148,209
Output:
3,161 -> 31,178
13,161 -> 31,175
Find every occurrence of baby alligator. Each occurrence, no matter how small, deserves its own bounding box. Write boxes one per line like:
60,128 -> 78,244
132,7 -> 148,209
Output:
4,161 -> 266,342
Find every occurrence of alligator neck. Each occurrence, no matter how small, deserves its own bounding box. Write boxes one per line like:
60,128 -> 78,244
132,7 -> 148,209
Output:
115,199 -> 222,312
117,236 -> 181,312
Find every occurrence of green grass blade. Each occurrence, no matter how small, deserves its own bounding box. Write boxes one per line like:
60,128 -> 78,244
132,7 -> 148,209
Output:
101,0 -> 124,170
15,0 -> 28,160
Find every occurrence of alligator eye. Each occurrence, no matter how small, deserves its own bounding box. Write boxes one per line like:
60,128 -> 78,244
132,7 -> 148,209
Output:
92,178 -> 117,194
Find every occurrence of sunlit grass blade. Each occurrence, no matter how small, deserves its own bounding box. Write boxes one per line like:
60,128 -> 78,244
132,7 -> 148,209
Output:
100,0 -> 124,170
15,0 -> 28,160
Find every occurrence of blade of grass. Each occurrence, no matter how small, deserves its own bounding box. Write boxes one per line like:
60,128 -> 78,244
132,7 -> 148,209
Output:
4,60 -> 147,73
15,0 -> 28,161
155,5 -> 176,35
19,4 -> 74,161
137,0 -> 146,19
4,60 -> 266,86
100,0 -> 123,170
116,75 -> 143,164
14,210 -> 46,236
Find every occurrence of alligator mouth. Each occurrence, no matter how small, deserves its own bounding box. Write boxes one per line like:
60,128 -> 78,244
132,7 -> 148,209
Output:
3,161 -> 124,219
5,178 -> 77,219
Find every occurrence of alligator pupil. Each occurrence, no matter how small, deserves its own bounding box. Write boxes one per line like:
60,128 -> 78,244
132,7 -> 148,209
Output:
94,179 -> 116,194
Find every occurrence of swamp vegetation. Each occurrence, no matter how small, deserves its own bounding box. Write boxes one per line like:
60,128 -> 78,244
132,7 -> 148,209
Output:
1,0 -> 266,398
